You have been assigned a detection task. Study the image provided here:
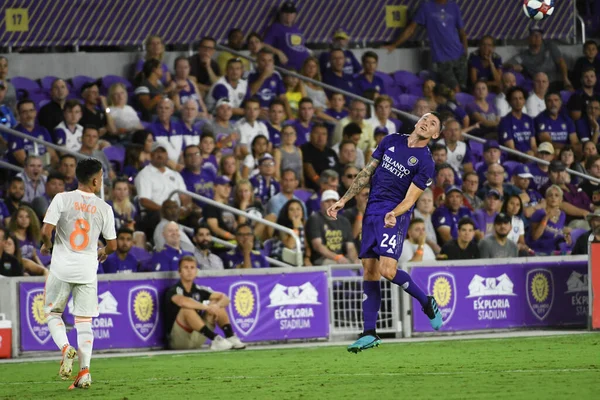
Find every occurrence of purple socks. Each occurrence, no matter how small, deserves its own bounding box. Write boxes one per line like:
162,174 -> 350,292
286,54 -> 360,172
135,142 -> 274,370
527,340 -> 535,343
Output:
362,280 -> 381,332
391,269 -> 429,308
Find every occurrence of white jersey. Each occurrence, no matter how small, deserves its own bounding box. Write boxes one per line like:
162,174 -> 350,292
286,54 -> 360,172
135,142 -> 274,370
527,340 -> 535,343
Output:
44,190 -> 116,284
234,118 -> 269,147
205,76 -> 248,112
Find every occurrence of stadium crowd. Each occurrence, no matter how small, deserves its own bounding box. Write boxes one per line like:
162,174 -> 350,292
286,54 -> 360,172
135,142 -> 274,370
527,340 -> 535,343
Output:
1,0 -> 600,278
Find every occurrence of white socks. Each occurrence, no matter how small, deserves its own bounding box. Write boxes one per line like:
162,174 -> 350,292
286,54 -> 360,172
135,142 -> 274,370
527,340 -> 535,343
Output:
75,320 -> 93,370
47,313 -> 69,350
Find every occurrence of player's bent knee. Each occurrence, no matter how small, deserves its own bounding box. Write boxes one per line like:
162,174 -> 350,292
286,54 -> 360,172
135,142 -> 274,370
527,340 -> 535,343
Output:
378,259 -> 398,281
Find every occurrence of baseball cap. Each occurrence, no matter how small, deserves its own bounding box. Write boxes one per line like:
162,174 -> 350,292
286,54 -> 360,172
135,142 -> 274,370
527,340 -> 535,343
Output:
514,164 -> 534,179
538,142 -> 555,154
150,142 -> 168,152
321,189 -> 340,202
258,153 -> 274,165
280,1 -> 297,13
374,126 -> 389,137
586,208 -> 600,221
494,212 -> 511,224
214,175 -> 231,186
445,185 -> 463,195
484,140 -> 500,152
530,25 -> 544,34
549,160 -> 566,172
333,28 -> 349,40
215,98 -> 231,109
486,189 -> 503,200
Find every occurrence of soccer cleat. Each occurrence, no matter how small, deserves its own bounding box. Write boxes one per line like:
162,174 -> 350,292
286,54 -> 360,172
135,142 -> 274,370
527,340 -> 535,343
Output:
423,296 -> 443,331
347,333 -> 382,353
210,335 -> 234,351
59,344 -> 77,380
68,368 -> 91,390
226,335 -> 246,350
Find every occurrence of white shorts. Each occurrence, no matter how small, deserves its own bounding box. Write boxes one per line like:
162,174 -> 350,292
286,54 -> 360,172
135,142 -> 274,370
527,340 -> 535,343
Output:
44,273 -> 99,317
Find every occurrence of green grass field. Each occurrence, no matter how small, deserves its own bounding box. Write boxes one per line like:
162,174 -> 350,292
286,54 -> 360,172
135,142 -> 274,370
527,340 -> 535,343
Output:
1,334 -> 599,400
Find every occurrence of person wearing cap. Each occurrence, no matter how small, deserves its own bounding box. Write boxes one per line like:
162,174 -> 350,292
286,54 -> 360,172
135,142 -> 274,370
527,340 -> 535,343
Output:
134,141 -> 190,239
353,51 -> 387,97
250,153 -> 281,204
306,189 -> 357,265
438,217 -> 480,260
540,160 -> 592,225
234,97 -> 269,157
571,40 -> 600,92
475,140 -> 501,184
80,82 -> 115,138
527,184 -> 567,255
432,185 -> 477,245
263,1 -> 310,71
203,98 -> 240,156
567,66 -> 600,122
203,175 -> 237,246
437,119 -> 474,175
318,29 -> 361,77
206,57 -> 247,117
291,97 -> 315,147
575,99 -> 600,143
385,0 -> 468,93
571,208 -> 600,254
332,122 -> 365,169
504,26 -> 572,92
246,48 -> 292,118
302,123 -> 340,191
478,213 -> 518,259
473,189 -> 502,236
52,99 -> 84,153
510,164 -> 544,218
398,218 -> 436,264
149,98 -> 185,169
579,155 -> 600,207
534,92 -> 579,153
498,86 -> 537,157
526,141 -> 555,192
525,72 -> 549,118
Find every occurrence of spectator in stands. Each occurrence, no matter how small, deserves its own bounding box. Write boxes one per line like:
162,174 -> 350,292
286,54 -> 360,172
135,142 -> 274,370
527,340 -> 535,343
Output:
199,132 -> 219,174
495,72 -> 521,117
3,176 -> 26,218
0,57 -> 16,111
78,126 -> 114,181
431,144 -> 448,168
542,160 -> 591,225
153,199 -> 195,253
398,218 -> 436,264
8,205 -> 43,266
80,82 -> 115,138
305,169 -> 340,216
135,35 -> 171,85
526,72 -> 549,118
172,57 -> 209,119
510,164 -> 544,218
322,48 -> 356,104
52,99 -> 83,152
264,1 -> 310,70
571,40 -> 600,92
301,56 -> 333,122
204,175 -> 236,245
180,144 -> 216,204
332,99 -> 374,151
107,177 -> 137,231
179,100 -> 203,148
107,83 -> 143,138
528,185 -> 567,255
438,119 -> 474,174
567,67 -> 600,121
499,86 -> 537,156
319,29 -> 361,76
234,179 -> 273,242
250,153 -> 280,205
468,35 -> 502,92
283,69 -> 306,119
192,224 -> 224,270
501,194 -> 529,253
235,97 -> 269,158
434,84 -> 469,127
559,146 -> 586,184
307,189 -> 358,265
432,185 -> 475,246
4,233 -> 47,274
462,171 -> 483,211
580,155 -> 600,206
478,213 -> 518,258
270,198 -> 310,265
571,209 -> 600,255
206,58 -> 247,117
478,163 -> 521,200
473,190 -> 502,236
431,163 -> 456,206
333,122 -> 365,169
31,172 -> 64,221
354,51 -> 386,96
336,141 -> 359,176
466,81 -> 499,138
439,217 -> 480,260
302,123 -> 340,191
134,59 -> 167,121
273,124 -> 303,184
99,228 -> 139,274
385,0 -> 468,92
265,99 -> 286,148
291,97 -> 315,147
266,168 -> 304,218
576,99 -> 600,143
216,28 -> 250,74
188,37 -> 220,94
582,141 -> 599,172
526,144 -> 553,194
0,80 -> 17,129
58,154 -> 78,191
38,78 -> 69,134
368,95 -> 401,135
413,188 -> 440,253
219,155 -> 241,190
9,100 -> 56,167
246,32 -> 264,75
15,155 -> 45,203
337,165 -> 360,209
535,92 -> 579,153
150,98 -> 184,168
221,223 -> 269,269
0,227 -> 22,277
324,92 -> 349,124
204,99 -> 239,156
247,48 -> 291,118
134,142 -> 190,239
242,135 -> 269,179
505,26 -> 572,91
148,221 -> 193,271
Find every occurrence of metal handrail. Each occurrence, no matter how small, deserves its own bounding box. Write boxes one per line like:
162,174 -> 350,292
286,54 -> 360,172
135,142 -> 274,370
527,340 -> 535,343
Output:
0,160 -> 23,173
169,189 -> 303,267
216,43 -> 600,185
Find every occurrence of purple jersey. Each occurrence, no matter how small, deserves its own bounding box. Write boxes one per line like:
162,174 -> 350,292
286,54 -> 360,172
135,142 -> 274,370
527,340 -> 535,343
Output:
7,124 -> 52,165
19,237 -> 37,261
413,0 -> 465,63
246,71 -> 286,108
322,70 -> 356,104
465,101 -> 498,137
432,205 -> 475,239
266,122 -> 282,148
468,52 -> 503,82
473,209 -> 498,236
149,119 -> 185,159
100,252 -> 139,274
498,113 -> 535,154
353,73 -> 386,96
319,49 -> 361,76
575,117 -> 599,142
534,111 -> 576,145
291,120 -> 313,147
250,175 -> 281,204
147,245 -> 192,272
366,134 -> 435,217
221,248 -> 269,269
527,209 -> 565,254
527,163 -> 549,192
0,200 -> 10,227
178,79 -> 203,112
107,200 -> 138,230
263,22 -> 310,71
180,165 -> 216,203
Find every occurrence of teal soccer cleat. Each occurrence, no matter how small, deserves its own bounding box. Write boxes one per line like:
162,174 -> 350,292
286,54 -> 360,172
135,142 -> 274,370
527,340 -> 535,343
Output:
347,334 -> 382,353
423,296 -> 443,330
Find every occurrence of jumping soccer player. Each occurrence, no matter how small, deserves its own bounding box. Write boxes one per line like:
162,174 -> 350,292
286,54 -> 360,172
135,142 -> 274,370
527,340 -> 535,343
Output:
40,158 -> 117,388
327,112 -> 444,353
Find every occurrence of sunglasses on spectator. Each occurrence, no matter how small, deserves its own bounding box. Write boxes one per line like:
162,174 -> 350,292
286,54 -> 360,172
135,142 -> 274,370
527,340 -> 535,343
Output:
346,174 -> 357,179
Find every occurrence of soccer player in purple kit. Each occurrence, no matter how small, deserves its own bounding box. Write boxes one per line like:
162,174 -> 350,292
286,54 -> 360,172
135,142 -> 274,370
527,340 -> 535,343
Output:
327,112 -> 444,353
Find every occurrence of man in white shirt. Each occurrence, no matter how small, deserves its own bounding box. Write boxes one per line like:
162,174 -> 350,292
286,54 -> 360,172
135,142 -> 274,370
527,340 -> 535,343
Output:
332,99 -> 374,151
17,155 -> 47,202
53,99 -> 84,152
437,119 -> 474,175
398,218 -> 436,264
39,158 -> 117,389
368,95 -> 400,135
205,57 -> 247,117
526,72 -> 549,118
234,97 -> 269,156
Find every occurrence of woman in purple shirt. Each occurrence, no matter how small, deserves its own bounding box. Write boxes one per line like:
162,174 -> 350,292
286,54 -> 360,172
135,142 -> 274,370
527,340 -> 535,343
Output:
7,205 -> 43,266
172,56 -> 209,118
527,185 -> 567,255
468,36 -> 502,92
466,81 -> 500,139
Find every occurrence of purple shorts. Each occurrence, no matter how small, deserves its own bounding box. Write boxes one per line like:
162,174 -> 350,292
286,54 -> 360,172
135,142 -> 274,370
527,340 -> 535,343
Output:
359,213 -> 409,261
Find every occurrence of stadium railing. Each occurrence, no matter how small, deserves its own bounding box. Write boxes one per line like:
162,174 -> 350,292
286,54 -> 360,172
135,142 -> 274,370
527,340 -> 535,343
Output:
169,189 -> 303,267
216,44 -> 600,185
0,160 -> 23,174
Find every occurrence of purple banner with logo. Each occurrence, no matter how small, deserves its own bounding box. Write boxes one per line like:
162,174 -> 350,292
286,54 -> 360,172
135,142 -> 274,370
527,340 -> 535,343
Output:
19,271 -> 329,352
411,260 -> 588,332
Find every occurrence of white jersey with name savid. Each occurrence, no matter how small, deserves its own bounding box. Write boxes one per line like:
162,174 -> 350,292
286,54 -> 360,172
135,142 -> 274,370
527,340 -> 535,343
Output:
43,190 -> 116,284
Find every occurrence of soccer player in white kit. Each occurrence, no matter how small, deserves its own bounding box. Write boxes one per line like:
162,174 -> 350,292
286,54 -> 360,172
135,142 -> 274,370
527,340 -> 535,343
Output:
40,158 -> 117,389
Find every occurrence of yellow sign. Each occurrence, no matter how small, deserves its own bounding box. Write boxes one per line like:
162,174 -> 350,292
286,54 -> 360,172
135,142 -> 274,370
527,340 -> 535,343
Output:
385,5 -> 407,29
5,8 -> 29,32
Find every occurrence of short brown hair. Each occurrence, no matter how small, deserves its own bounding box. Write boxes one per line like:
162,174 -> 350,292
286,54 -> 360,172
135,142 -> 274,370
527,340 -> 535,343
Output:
178,255 -> 197,269
64,99 -> 82,112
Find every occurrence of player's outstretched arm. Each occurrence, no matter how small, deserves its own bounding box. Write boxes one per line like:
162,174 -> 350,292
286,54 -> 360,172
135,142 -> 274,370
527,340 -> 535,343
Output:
327,158 -> 379,219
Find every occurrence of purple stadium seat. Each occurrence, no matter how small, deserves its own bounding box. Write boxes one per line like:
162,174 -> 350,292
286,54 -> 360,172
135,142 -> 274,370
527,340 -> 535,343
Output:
392,70 -> 423,91
405,83 -> 424,97
395,94 -> 419,111
469,140 -> 484,163
39,76 -> 60,92
455,92 -> 475,107
101,75 -> 134,96
262,238 -> 275,257
560,90 -> 574,104
71,75 -> 97,93
129,246 -> 152,264
10,76 -> 43,100
374,71 -> 398,96
294,188 -> 315,203
418,70 -> 436,82
502,160 -> 521,175
103,146 -> 126,172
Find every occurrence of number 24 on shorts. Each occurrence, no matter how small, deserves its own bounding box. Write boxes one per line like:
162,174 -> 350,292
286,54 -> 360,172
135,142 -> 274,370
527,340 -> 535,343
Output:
380,233 -> 397,249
